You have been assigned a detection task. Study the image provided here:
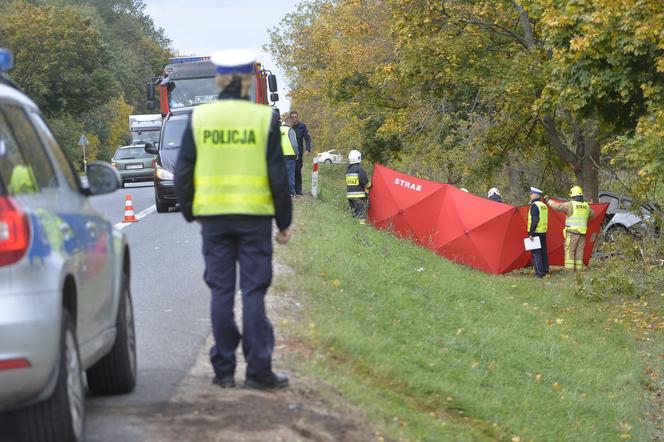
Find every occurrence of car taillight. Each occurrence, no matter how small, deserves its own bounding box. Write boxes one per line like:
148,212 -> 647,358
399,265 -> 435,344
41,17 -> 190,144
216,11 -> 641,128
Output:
0,196 -> 30,267
0,358 -> 31,371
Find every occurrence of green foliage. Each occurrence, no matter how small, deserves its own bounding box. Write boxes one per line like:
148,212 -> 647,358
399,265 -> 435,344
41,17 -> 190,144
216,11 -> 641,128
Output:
0,0 -> 169,168
269,0 -> 663,204
0,2 -> 116,116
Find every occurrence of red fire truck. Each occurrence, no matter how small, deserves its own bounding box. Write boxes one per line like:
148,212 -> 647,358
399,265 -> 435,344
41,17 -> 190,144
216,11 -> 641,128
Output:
147,56 -> 278,115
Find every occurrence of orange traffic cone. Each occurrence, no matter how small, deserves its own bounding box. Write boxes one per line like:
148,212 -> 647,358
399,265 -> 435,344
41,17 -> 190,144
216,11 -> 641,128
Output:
123,194 -> 138,222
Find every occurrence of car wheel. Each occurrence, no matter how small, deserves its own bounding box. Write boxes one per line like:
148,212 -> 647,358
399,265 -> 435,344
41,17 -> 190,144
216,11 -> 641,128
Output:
12,310 -> 85,442
324,159 -> 332,164
155,201 -> 170,213
86,274 -> 137,395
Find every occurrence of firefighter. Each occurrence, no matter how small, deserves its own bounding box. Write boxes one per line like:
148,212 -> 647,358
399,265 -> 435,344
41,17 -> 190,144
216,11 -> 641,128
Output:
174,49 -> 292,390
527,186 -> 549,278
544,186 -> 595,271
345,149 -> 371,224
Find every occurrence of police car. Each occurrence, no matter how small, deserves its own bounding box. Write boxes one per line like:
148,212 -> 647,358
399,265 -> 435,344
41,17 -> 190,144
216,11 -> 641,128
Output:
0,49 -> 136,441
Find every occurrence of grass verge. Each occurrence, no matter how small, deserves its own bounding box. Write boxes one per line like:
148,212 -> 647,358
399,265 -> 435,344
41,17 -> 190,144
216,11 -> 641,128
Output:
276,163 -> 661,441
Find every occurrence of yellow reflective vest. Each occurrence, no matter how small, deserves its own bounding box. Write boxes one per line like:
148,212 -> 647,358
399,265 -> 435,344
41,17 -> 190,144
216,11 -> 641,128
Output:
566,201 -> 590,234
191,100 -> 275,216
527,200 -> 548,233
279,126 -> 296,157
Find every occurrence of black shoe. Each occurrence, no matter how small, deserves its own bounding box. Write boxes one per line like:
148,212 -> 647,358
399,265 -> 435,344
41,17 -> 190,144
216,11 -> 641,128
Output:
296,192 -> 304,196
244,372 -> 289,390
212,374 -> 236,388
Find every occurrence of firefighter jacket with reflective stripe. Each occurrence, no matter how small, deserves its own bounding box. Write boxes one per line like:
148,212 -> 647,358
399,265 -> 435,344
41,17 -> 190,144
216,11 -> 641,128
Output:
191,100 -> 275,216
527,200 -> 548,233
279,126 -> 296,157
346,163 -> 369,199
566,201 -> 590,234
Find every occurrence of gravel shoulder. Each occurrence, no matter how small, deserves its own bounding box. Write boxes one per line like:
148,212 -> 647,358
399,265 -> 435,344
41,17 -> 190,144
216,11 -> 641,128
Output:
138,261 -> 381,442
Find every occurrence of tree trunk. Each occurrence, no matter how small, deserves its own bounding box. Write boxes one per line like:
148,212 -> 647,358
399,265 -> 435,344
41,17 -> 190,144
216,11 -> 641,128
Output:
580,122 -> 600,202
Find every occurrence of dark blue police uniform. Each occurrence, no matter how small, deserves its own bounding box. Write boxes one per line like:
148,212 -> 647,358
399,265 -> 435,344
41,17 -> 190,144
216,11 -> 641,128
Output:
174,84 -> 292,387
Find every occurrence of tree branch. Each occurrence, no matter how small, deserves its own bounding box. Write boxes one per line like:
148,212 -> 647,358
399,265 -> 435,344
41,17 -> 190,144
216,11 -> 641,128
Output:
540,115 -> 578,167
513,2 -> 537,49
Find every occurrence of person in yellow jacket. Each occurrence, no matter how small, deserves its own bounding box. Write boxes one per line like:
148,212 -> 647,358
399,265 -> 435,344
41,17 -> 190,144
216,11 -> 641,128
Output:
544,186 -> 595,271
174,49 -> 292,391
279,116 -> 298,197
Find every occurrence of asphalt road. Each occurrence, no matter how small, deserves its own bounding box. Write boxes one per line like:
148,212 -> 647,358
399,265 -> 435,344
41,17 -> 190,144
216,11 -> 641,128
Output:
86,183 -> 212,441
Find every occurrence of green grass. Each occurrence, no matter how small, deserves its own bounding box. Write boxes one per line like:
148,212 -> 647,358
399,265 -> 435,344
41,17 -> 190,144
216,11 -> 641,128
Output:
276,164 -> 655,441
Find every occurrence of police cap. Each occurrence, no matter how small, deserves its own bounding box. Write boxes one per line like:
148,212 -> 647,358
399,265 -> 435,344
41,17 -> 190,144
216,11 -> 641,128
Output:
211,49 -> 256,74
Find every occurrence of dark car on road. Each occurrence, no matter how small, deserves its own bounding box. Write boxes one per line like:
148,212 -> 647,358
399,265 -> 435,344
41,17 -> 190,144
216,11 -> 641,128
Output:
145,109 -> 190,213
111,145 -> 156,187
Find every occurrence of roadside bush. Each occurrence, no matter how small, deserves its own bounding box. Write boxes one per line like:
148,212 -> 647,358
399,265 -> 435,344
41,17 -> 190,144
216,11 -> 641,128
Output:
576,233 -> 664,301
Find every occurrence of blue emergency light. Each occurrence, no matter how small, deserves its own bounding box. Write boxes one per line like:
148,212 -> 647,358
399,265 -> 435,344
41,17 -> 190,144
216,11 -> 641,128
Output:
168,56 -> 210,64
0,49 -> 14,73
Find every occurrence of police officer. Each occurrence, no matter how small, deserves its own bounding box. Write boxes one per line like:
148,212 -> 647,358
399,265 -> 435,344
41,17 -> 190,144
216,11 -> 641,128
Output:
527,186 -> 549,278
175,49 -> 292,390
346,149 -> 370,224
545,186 -> 595,271
279,116 -> 297,197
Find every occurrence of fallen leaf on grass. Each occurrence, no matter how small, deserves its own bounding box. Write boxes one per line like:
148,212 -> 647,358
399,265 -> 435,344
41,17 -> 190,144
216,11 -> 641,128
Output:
553,381 -> 562,391
535,373 -> 543,383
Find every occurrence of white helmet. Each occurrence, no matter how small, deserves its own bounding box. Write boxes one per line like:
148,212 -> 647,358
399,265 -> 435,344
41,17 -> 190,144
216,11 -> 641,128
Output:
348,150 -> 362,164
488,187 -> 500,198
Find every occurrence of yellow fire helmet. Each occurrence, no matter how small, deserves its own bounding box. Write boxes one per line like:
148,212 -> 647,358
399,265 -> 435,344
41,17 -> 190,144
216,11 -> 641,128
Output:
569,186 -> 583,197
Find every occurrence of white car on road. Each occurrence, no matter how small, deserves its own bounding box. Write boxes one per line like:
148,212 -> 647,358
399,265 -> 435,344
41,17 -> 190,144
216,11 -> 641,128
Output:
317,149 -> 345,164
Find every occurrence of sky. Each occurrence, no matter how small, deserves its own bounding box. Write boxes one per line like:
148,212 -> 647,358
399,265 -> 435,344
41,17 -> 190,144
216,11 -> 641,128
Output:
143,0 -> 301,111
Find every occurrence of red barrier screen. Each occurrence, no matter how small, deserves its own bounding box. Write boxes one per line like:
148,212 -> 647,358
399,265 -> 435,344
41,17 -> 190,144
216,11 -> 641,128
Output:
367,165 -> 608,274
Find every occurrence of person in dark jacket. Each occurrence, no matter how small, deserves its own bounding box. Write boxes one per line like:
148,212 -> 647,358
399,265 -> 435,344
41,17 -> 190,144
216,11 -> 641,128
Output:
527,186 -> 549,278
345,149 -> 371,224
289,111 -> 311,195
487,187 -> 503,203
175,49 -> 292,391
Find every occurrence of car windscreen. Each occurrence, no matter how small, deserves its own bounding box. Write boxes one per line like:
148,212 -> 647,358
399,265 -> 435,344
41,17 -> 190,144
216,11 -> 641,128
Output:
115,147 -> 153,159
161,117 -> 188,150
132,129 -> 160,144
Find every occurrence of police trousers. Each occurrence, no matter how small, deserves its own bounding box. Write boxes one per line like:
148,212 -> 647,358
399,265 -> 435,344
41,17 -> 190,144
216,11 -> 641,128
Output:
565,231 -> 586,270
201,217 -> 274,379
530,232 -> 549,277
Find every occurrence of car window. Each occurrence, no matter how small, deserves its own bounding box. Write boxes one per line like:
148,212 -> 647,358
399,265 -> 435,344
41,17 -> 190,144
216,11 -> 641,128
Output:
620,199 -> 632,210
599,194 -> 619,212
1,104 -> 57,192
115,147 -> 153,159
0,109 -> 38,194
161,117 -> 188,150
29,111 -> 79,191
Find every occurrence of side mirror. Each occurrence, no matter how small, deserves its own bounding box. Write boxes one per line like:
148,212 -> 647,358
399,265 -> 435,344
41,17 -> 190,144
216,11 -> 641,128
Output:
147,101 -> 156,111
270,93 -> 279,103
144,142 -> 159,155
146,81 -> 156,101
85,161 -> 121,196
268,74 -> 278,92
